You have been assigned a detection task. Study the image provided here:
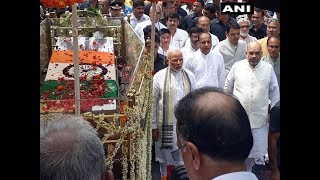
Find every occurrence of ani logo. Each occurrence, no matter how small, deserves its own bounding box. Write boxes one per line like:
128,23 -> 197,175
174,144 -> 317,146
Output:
221,3 -> 254,15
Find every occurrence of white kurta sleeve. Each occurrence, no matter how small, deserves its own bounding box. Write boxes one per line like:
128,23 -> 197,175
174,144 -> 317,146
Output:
224,65 -> 235,94
134,24 -> 145,43
187,71 -> 196,91
184,56 -> 194,72
152,75 -> 160,129
217,52 -> 225,89
269,69 -> 280,108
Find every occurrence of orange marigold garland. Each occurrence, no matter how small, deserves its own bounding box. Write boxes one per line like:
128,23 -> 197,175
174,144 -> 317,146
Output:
41,0 -> 84,9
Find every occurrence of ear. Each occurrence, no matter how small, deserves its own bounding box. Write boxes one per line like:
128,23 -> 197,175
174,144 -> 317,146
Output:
186,141 -> 201,171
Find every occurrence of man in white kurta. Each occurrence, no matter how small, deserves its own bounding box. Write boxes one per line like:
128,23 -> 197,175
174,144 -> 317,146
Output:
224,42 -> 280,173
125,1 -> 150,29
237,17 -> 257,44
184,16 -> 220,49
185,32 -> 225,89
152,49 -> 196,179
158,29 -> 179,57
213,21 -> 247,78
180,27 -> 204,67
166,13 -> 189,49
134,4 -> 167,43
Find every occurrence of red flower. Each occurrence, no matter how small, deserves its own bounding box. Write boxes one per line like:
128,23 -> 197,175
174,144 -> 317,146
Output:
41,0 -> 84,9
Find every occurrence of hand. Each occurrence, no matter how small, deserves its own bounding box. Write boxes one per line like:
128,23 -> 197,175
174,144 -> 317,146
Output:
152,129 -> 159,141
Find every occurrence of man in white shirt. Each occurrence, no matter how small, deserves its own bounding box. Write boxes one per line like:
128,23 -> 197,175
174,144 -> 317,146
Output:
158,28 -> 178,57
224,42 -> 280,175
165,12 -> 189,48
175,86 -> 258,180
185,32 -> 225,89
126,0 -> 150,29
180,27 -> 204,67
237,17 -> 257,44
261,35 -> 280,87
152,49 -> 196,179
214,21 -> 247,78
134,4 -> 166,43
184,16 -> 220,49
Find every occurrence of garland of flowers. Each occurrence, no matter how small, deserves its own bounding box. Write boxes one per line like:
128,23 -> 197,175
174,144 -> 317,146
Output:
41,0 -> 84,9
144,74 -> 153,180
130,128 -> 138,179
121,140 -> 128,180
140,51 -> 153,179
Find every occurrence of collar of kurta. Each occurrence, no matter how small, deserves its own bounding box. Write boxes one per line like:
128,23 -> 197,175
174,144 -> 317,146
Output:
267,53 -> 280,63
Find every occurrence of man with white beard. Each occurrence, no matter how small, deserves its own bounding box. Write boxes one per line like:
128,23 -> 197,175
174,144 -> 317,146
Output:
237,17 -> 257,44
152,49 -> 196,180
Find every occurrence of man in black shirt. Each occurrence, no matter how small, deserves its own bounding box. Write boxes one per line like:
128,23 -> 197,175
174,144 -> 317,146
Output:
210,8 -> 236,41
249,8 -> 267,39
180,0 -> 204,31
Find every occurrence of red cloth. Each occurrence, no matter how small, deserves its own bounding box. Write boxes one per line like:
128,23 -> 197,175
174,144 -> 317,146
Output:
167,164 -> 174,179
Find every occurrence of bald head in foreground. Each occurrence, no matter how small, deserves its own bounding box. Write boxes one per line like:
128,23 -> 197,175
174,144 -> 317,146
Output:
40,114 -> 114,180
174,86 -> 258,180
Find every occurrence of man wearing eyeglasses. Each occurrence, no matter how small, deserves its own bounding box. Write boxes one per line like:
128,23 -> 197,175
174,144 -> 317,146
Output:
174,86 -> 258,180
98,0 -> 110,15
152,49 -> 196,180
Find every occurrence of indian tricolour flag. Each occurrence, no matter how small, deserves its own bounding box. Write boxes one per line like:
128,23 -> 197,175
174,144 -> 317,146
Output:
45,50 -> 116,81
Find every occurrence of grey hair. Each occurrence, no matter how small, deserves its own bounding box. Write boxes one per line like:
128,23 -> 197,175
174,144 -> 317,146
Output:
237,17 -> 250,26
267,17 -> 279,25
167,49 -> 182,59
40,114 -> 106,180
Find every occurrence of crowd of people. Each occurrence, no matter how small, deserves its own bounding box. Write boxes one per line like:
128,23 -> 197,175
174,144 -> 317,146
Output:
40,0 -> 280,179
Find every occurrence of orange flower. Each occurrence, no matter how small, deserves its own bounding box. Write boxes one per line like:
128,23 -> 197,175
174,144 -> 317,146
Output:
56,85 -> 64,91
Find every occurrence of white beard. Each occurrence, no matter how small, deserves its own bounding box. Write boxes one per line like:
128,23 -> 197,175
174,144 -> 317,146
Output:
240,31 -> 248,38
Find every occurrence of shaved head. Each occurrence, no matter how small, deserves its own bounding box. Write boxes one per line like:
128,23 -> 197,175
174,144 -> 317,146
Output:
246,42 -> 262,67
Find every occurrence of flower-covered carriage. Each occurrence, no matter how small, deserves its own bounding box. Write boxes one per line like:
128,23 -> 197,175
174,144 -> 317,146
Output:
40,8 -> 153,179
